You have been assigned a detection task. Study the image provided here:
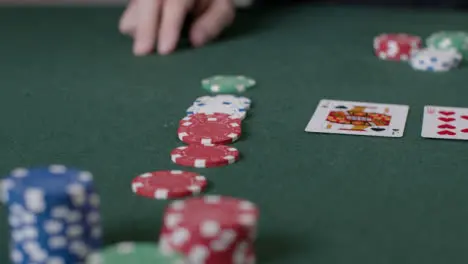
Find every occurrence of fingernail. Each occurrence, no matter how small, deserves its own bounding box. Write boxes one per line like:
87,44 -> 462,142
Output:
192,29 -> 207,47
158,40 -> 172,55
133,40 -> 152,56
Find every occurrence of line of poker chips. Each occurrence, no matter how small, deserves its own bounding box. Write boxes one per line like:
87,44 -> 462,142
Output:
1,165 -> 103,264
146,78 -> 257,263
108,76 -> 258,263
159,195 -> 259,264
373,31 -> 468,72
131,79 -> 256,202
131,80 -> 256,201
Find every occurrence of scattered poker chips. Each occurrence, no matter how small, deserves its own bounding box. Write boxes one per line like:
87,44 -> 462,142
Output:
171,145 -> 240,168
86,242 -> 184,264
410,48 -> 462,72
427,31 -> 468,61
374,33 -> 422,61
178,113 -> 242,145
2,165 -> 102,264
131,170 -> 208,200
374,31 -> 466,72
159,195 -> 259,264
202,75 -> 256,93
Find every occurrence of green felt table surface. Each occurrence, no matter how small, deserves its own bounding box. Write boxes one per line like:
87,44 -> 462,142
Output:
1,4 -> 468,264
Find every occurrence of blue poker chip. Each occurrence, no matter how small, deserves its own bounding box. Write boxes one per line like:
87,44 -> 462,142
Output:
186,104 -> 247,120
193,95 -> 252,110
4,165 -> 93,200
3,165 -> 102,264
187,96 -> 249,120
409,48 -> 462,72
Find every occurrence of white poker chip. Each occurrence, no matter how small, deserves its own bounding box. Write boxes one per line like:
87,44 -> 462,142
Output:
193,95 -> 252,110
409,48 -> 462,72
187,104 -> 247,120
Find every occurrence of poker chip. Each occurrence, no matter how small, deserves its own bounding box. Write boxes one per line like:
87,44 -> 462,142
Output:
193,95 -> 252,110
427,31 -> 468,61
202,75 -> 256,93
171,145 -> 240,168
187,103 -> 247,120
160,196 -> 259,264
410,48 -> 462,72
178,113 -> 242,145
3,165 -> 102,264
373,33 -> 422,61
163,195 -> 259,230
131,170 -> 208,200
86,242 -> 184,264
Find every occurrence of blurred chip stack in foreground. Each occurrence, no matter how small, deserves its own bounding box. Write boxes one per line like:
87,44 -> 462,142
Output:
159,195 -> 259,264
1,165 -> 102,263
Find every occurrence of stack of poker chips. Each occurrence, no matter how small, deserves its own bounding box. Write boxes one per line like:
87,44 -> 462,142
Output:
1,165 -> 102,263
374,33 -> 422,61
159,195 -> 259,264
373,31 -> 468,72
427,31 -> 468,62
409,48 -> 462,72
171,82 -> 254,168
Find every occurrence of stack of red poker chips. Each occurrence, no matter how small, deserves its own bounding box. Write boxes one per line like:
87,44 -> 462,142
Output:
178,113 -> 242,145
374,33 -> 422,61
159,195 -> 259,264
171,144 -> 240,168
171,94 -> 252,168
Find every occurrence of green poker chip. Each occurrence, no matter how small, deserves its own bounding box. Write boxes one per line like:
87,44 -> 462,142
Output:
202,75 -> 256,94
426,31 -> 468,61
86,242 -> 185,264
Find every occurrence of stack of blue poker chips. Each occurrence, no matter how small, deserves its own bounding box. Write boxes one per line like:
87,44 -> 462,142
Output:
1,165 -> 102,264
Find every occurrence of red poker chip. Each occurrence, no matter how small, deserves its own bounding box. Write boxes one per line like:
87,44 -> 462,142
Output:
163,195 -> 259,230
171,145 -> 240,168
373,33 -> 422,61
160,196 -> 259,264
178,113 -> 242,145
131,170 -> 208,200
160,229 -> 256,264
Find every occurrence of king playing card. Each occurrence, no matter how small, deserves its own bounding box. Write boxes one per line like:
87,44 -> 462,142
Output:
305,99 -> 409,138
422,105 -> 468,140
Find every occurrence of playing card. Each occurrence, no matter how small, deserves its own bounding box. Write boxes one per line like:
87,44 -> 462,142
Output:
421,105 -> 468,140
305,99 -> 409,137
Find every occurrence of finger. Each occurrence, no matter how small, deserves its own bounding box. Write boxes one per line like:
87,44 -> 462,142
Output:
119,0 -> 138,36
190,0 -> 235,47
158,0 -> 195,55
133,0 -> 163,56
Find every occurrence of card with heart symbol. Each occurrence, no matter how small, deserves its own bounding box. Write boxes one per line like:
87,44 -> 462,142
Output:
422,105 -> 468,140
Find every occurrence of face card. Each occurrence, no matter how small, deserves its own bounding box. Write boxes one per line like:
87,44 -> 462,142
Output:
305,99 -> 409,138
421,105 -> 468,140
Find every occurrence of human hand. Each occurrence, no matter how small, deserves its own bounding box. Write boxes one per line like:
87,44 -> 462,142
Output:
119,0 -> 236,56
